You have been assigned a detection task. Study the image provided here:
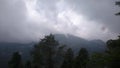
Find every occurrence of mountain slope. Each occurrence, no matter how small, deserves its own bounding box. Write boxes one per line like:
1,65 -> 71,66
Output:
0,34 -> 106,68
55,34 -> 106,53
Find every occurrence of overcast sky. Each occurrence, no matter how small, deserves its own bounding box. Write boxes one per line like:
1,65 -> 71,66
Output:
0,0 -> 119,43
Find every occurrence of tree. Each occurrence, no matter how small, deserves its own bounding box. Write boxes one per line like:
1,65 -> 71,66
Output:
8,52 -> 23,68
106,36 -> 120,68
61,48 -> 74,68
25,60 -> 32,68
88,52 -> 107,68
74,48 -> 89,68
54,45 -> 66,68
31,44 -> 43,68
32,34 -> 60,68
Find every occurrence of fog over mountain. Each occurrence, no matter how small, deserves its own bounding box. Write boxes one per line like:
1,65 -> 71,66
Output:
55,34 -> 106,53
0,34 -> 106,68
0,0 -> 119,43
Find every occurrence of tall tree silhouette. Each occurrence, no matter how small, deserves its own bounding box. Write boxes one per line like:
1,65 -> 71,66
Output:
54,45 -> 66,68
32,34 -> 60,68
32,44 -> 43,68
8,52 -> 23,68
74,48 -> 89,68
61,48 -> 74,68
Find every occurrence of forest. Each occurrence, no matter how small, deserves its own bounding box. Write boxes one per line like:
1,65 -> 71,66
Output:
8,34 -> 120,68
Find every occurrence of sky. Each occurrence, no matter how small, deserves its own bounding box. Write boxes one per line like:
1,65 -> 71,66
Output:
0,0 -> 119,43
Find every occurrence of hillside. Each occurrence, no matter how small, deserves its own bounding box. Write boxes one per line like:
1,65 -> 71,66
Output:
0,34 -> 106,68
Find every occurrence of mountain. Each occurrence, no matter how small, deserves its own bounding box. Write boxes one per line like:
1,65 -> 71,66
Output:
0,34 -> 106,68
55,34 -> 106,54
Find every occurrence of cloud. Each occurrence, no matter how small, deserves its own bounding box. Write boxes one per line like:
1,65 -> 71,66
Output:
0,0 -> 28,42
0,0 -> 119,43
66,0 -> 120,33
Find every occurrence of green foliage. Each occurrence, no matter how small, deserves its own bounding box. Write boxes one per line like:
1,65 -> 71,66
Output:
8,52 -> 23,68
31,44 -> 43,68
87,36 -> 120,68
32,34 -> 65,68
61,48 -> 74,68
88,52 -> 107,68
74,48 -> 89,68
55,45 -> 66,68
106,36 -> 120,68
107,36 -> 120,50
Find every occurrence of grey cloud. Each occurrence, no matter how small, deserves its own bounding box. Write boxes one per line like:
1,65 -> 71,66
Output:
36,0 -> 58,23
0,0 -> 119,43
0,0 -> 59,43
0,0 -> 28,42
66,0 -> 120,33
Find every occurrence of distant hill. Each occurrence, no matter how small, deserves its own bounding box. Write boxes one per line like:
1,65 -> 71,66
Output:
55,34 -> 106,54
0,34 -> 106,68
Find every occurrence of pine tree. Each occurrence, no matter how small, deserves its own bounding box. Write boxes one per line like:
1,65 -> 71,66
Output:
32,34 -> 60,68
61,48 -> 74,68
8,52 -> 23,68
55,45 -> 66,68
32,44 -> 43,68
74,48 -> 89,68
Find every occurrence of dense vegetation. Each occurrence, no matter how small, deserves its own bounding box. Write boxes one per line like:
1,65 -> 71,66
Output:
8,34 -> 120,68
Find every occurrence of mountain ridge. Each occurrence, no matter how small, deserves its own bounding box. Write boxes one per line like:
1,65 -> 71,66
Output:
0,34 -> 106,68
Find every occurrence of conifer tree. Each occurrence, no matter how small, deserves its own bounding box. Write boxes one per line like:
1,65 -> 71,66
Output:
8,52 -> 23,68
61,48 -> 74,68
74,48 -> 89,68
32,34 -> 60,68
